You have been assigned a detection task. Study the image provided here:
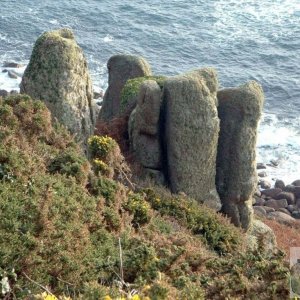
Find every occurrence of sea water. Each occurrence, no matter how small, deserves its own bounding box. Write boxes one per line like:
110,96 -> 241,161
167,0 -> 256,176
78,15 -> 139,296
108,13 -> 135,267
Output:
0,0 -> 299,183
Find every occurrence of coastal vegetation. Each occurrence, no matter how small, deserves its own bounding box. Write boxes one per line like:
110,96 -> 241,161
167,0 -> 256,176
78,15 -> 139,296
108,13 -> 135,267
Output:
0,94 -> 290,299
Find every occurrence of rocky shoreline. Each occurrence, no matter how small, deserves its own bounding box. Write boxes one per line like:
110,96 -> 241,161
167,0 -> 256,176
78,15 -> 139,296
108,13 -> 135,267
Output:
254,162 -> 300,223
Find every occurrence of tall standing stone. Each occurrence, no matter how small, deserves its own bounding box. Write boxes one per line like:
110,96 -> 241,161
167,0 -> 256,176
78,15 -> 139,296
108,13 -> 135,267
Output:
129,80 -> 164,184
99,55 -> 152,121
163,68 -> 221,211
20,29 -> 95,143
216,81 -> 264,230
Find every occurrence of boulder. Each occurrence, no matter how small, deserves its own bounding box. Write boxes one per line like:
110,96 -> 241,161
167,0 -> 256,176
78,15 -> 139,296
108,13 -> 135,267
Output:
261,188 -> 282,198
20,29 -> 95,144
264,207 -> 275,213
3,62 -> 24,68
277,208 -> 291,215
292,211 -> 300,219
259,179 -> 271,189
258,171 -> 267,178
292,180 -> 300,186
273,192 -> 295,205
275,179 -> 285,190
287,205 -> 296,213
267,211 -> 296,226
130,80 -> 163,168
257,163 -> 266,169
284,184 -> 295,193
265,199 -> 288,210
216,81 -> 264,230
247,220 -> 277,257
0,90 -> 9,97
253,197 -> 265,206
8,70 -> 18,79
164,68 -> 221,211
253,206 -> 267,218
99,54 -> 151,121
254,188 -> 261,197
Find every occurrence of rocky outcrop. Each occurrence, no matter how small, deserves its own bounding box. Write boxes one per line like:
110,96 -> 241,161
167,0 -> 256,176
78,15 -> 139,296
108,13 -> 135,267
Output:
99,55 -> 152,121
247,220 -> 277,257
164,69 -> 221,211
20,28 -> 95,144
129,80 -> 164,182
216,81 -> 264,230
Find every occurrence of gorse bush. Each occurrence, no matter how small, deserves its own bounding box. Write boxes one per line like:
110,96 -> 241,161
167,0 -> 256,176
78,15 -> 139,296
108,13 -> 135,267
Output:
88,135 -> 117,160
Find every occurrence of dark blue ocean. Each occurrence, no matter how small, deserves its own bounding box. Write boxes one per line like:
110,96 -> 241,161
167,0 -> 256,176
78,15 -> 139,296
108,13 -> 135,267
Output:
0,0 -> 299,182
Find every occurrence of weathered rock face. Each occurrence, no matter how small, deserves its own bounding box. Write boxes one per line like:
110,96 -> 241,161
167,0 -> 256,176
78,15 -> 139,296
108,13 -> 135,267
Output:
163,68 -> 221,211
99,55 -> 152,121
129,80 -> 165,184
216,81 -> 264,230
20,28 -> 94,143
247,220 -> 277,257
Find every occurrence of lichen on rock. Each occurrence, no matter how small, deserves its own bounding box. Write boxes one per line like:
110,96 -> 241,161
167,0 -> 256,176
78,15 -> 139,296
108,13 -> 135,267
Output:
20,28 -> 95,145
163,68 -> 221,211
99,54 -> 152,121
216,81 -> 264,230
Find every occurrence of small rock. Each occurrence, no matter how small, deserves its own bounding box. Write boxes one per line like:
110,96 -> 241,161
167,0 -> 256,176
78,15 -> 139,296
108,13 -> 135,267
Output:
284,184 -> 296,193
0,90 -> 9,97
268,211 -> 296,226
287,205 -> 296,213
273,192 -> 295,205
258,171 -> 268,178
292,211 -> 300,219
253,197 -> 265,206
264,207 -> 275,213
247,220 -> 277,257
275,179 -> 285,190
277,208 -> 291,215
259,179 -> 271,189
8,70 -> 18,79
2,69 -> 8,73
294,187 -> 300,198
3,62 -> 24,68
265,199 -> 288,210
270,159 -> 279,167
292,180 -> 300,186
261,188 -> 282,198
254,188 -> 261,197
93,91 -> 104,99
257,163 -> 267,169
253,206 -> 267,218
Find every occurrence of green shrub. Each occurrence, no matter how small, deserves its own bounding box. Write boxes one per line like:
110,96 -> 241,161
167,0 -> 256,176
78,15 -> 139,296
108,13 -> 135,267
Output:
88,176 -> 117,206
143,188 -> 243,255
103,207 -> 121,231
120,76 -> 166,112
88,135 -> 117,160
48,150 -> 89,185
123,192 -> 151,227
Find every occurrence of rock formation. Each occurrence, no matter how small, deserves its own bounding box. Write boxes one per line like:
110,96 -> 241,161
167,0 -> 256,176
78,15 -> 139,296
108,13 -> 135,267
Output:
20,28 -> 95,144
163,68 -> 221,211
129,80 -> 164,184
216,81 -> 264,230
99,55 -> 152,121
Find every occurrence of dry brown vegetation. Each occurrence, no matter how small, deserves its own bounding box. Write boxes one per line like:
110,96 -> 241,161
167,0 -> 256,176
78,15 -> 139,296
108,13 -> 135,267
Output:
264,218 -> 300,261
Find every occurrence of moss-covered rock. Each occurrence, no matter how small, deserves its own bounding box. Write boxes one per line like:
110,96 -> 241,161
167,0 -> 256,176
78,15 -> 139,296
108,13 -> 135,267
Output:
20,28 -> 95,145
121,75 -> 165,114
99,55 -> 152,121
163,68 -> 221,211
216,81 -> 264,230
